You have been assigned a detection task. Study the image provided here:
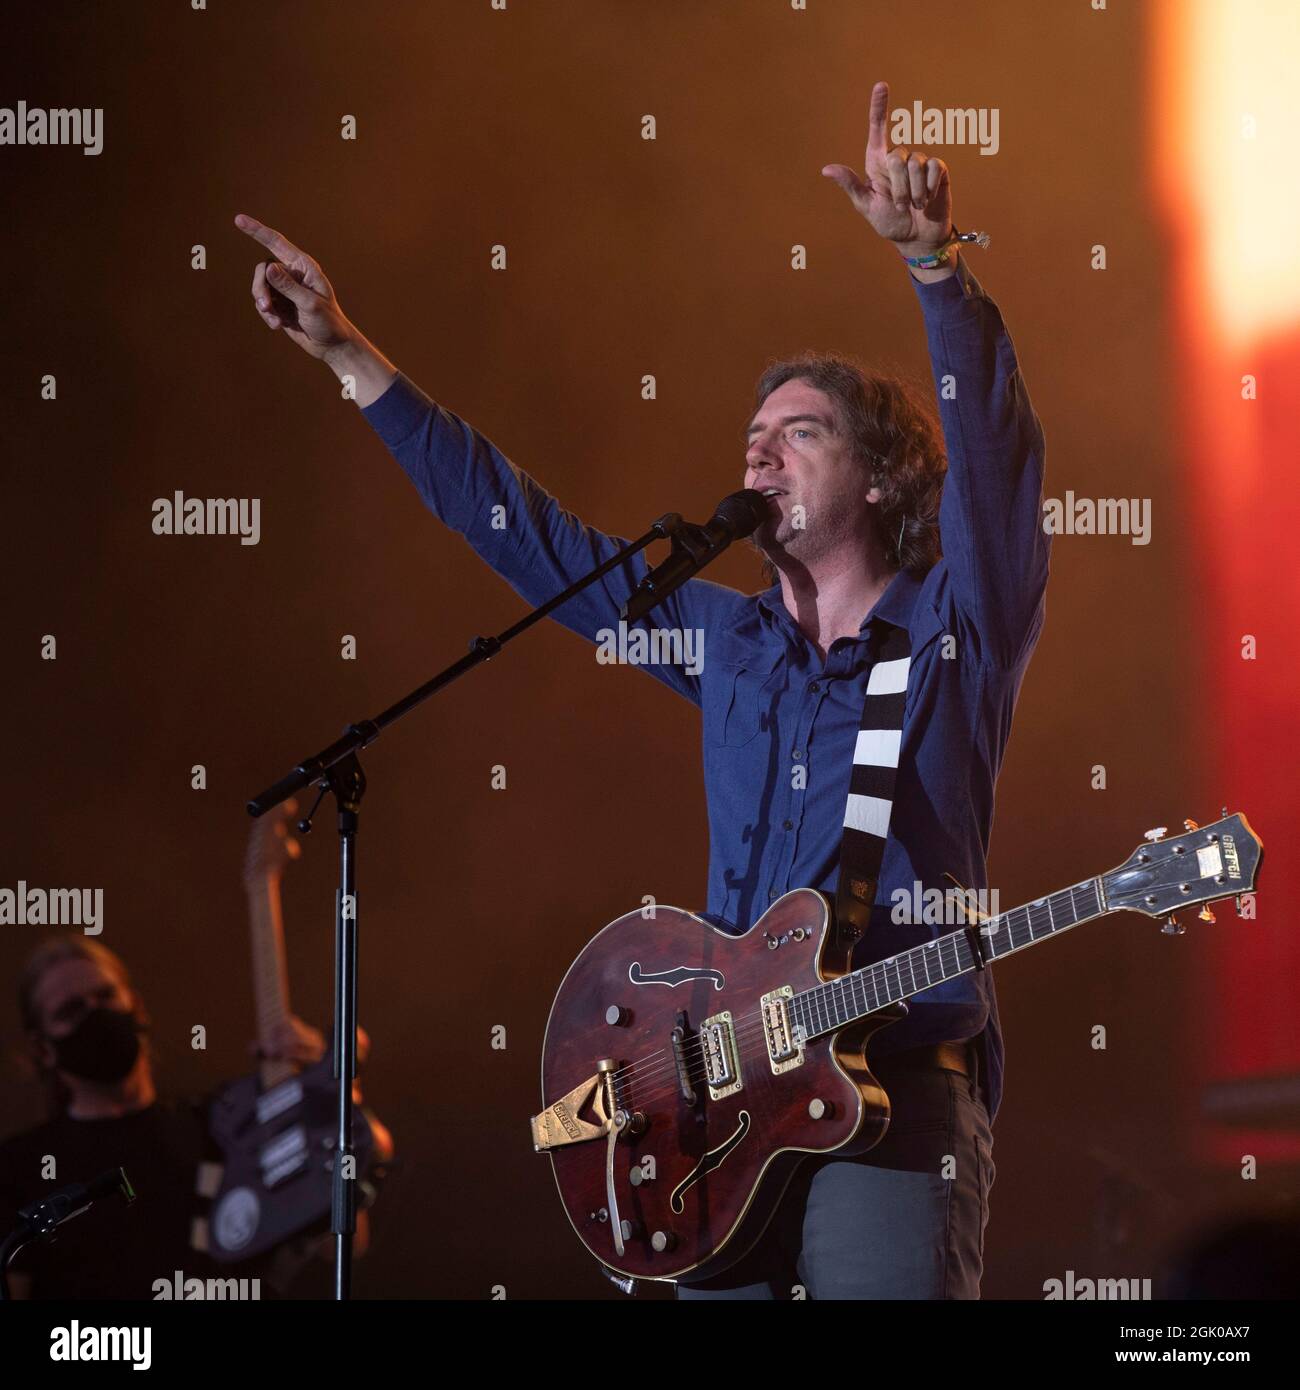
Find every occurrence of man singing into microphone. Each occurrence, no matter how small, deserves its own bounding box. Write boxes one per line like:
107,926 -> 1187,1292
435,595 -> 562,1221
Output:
237,78 -> 1049,1300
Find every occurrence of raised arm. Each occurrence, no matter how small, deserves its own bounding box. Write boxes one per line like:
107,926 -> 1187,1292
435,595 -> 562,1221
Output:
236,213 -> 398,405
235,214 -> 720,703
822,82 -> 1049,667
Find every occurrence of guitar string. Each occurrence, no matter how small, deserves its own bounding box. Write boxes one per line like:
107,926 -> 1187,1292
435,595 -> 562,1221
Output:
615,978 -> 884,1083
615,921 -> 1071,1109
619,1031 -> 790,1110
614,1002 -> 862,1106
625,915 -> 1189,1109
610,956 -> 945,1097
609,947 -> 958,1087
609,910 -> 1015,1088
605,894 -> 1091,1100
588,880 -> 1197,1114
617,999 -> 883,1105
611,885 -> 1096,1088
618,952 -> 974,1108
610,938 -> 968,1082
614,936 -> 981,1093
585,888 -> 1168,1113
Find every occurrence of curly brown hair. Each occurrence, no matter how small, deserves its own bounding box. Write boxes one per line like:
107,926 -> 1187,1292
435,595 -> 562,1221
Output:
750,352 -> 947,581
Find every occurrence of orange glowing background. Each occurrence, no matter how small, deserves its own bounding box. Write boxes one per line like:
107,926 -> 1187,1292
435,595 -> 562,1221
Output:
1153,0 -> 1300,1162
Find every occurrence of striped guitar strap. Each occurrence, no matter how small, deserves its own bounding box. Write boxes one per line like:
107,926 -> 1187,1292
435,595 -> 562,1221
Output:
833,618 -> 912,959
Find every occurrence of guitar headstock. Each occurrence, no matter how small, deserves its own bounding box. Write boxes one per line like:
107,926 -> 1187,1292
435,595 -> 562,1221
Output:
1102,811 -> 1261,927
242,797 -> 302,889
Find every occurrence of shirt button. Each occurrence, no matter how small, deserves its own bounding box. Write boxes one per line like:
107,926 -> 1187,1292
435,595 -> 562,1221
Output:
768,888 -> 779,900
809,682 -> 820,692
792,749 -> 803,760
783,819 -> 793,831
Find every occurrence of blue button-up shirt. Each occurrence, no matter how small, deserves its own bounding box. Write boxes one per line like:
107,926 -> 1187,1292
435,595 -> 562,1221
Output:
362,255 -> 1049,1122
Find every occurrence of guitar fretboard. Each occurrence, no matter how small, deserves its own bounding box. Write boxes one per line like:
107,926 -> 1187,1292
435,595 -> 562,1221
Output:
248,878 -> 295,1089
790,878 -> 1106,1041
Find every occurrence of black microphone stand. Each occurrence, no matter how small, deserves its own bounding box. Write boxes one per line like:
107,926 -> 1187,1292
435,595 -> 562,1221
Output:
246,511 -> 686,1301
0,1168 -> 135,1300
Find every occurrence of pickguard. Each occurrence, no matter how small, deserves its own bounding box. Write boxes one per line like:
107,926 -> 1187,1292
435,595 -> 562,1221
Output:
628,962 -> 725,990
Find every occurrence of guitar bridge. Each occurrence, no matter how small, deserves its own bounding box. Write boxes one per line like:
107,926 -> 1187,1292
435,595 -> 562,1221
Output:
530,1071 -> 614,1152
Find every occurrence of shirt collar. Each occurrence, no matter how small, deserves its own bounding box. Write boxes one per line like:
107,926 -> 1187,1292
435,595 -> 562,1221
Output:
757,566 -> 926,638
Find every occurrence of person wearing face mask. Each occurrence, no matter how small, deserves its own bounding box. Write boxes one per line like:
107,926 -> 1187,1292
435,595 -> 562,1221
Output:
0,937 -> 231,1298
0,937 -> 356,1299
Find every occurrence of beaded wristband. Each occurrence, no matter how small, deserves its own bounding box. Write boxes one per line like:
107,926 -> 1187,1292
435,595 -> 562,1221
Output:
902,225 -> 991,269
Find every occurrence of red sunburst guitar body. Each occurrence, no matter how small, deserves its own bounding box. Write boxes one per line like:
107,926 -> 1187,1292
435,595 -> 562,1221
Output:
535,888 -> 901,1284
533,813 -> 1262,1285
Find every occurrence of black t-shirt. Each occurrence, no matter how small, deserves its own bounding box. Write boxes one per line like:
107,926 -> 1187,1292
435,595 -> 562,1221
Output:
0,1098 -> 270,1300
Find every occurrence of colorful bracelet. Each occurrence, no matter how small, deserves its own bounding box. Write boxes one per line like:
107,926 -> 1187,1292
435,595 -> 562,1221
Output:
902,225 -> 991,269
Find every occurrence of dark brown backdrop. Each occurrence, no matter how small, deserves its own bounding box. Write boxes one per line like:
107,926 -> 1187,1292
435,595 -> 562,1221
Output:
1,0 -> 1251,1298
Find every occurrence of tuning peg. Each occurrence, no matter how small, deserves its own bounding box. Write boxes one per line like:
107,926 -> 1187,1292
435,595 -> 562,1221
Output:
1198,905 -> 1216,923
1183,818 -> 1200,831
1144,827 -> 1168,844
1161,915 -> 1185,936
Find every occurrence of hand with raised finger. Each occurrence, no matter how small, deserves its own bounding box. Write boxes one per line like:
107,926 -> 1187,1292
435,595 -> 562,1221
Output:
822,79 -> 953,256
236,213 -> 357,361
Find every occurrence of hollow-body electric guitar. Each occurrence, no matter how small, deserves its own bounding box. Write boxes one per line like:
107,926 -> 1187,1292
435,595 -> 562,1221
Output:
531,812 -> 1262,1284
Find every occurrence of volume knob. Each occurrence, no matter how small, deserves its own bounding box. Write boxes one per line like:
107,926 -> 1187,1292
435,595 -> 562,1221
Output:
651,1230 -> 678,1253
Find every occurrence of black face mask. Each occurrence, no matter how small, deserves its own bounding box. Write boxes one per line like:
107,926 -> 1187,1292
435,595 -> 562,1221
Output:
47,1007 -> 143,1083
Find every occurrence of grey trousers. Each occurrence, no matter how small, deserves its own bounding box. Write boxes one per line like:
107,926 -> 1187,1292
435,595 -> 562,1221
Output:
675,1051 -> 995,1300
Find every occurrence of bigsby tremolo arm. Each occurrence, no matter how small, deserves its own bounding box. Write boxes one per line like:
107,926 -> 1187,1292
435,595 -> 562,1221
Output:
532,1061 -> 639,1260
530,1069 -> 613,1152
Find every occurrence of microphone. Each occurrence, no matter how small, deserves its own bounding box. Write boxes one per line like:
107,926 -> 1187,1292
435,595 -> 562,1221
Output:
621,488 -> 771,624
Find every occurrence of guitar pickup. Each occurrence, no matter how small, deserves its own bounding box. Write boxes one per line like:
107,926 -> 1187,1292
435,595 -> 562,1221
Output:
530,1073 -> 613,1152
760,986 -> 805,1074
259,1125 -> 308,1188
700,1011 -> 742,1099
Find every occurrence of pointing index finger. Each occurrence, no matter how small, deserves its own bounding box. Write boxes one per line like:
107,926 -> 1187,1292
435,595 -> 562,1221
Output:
234,213 -> 305,265
866,80 -> 890,156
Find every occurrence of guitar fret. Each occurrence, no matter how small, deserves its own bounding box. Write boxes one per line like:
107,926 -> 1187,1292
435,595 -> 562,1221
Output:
793,880 -> 1110,1040
864,968 -> 881,1012
796,879 -> 1112,1040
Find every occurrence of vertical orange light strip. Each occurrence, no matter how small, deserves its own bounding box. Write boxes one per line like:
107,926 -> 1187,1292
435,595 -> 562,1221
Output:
1152,0 -> 1300,1164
